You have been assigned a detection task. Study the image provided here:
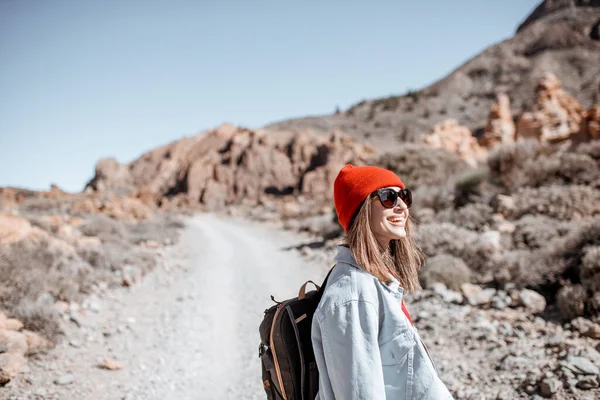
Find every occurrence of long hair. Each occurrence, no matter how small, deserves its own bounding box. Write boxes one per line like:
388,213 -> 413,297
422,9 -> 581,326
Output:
343,195 -> 424,293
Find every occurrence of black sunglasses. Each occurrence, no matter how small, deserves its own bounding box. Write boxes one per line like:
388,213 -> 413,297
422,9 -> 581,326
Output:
372,188 -> 412,209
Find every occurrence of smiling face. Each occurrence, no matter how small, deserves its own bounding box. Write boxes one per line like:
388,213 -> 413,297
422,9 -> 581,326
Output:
369,186 -> 409,248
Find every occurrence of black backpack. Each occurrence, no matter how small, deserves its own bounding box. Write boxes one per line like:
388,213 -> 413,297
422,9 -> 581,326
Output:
258,266 -> 335,400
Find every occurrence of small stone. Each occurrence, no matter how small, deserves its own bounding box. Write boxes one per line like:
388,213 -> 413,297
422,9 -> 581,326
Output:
99,357 -> 123,371
69,340 -> 81,348
518,289 -> 546,313
576,375 -> 599,390
0,353 -> 26,385
539,377 -> 562,397
54,373 -> 74,385
461,283 -> 493,306
35,387 -> 47,397
563,356 -> 600,375
2,318 -> 24,331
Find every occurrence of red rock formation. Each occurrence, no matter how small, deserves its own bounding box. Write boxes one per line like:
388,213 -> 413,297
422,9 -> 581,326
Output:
516,73 -> 587,143
480,93 -> 516,148
421,119 -> 487,167
87,124 -> 373,209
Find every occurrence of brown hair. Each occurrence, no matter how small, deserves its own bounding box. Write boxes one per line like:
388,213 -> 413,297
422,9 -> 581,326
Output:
343,195 -> 424,293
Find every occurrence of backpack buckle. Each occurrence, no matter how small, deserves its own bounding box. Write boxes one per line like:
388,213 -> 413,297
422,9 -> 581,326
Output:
258,343 -> 269,358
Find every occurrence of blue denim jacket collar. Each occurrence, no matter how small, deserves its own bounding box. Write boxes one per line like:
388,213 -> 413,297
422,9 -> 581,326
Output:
334,245 -> 404,300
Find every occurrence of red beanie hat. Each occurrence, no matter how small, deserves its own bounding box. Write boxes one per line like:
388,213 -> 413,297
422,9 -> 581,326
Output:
333,164 -> 405,233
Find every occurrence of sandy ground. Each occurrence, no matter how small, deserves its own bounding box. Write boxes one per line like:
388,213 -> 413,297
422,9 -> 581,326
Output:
2,213 -> 327,400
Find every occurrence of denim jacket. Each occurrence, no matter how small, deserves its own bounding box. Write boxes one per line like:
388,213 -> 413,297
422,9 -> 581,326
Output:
311,245 -> 454,399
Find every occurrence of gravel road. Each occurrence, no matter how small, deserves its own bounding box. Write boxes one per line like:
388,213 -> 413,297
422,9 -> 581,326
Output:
3,213 -> 327,400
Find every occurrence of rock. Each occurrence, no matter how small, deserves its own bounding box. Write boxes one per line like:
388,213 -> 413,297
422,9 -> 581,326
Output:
35,387 -> 47,397
518,289 -> 546,313
563,356 -> 600,375
0,329 -> 28,355
99,356 -> 123,371
461,283 -> 494,306
0,352 -> 26,385
491,194 -> 515,215
121,265 -> 142,287
516,73 -> 586,143
571,317 -> 600,340
1,318 -> 24,331
421,119 -> 487,167
54,373 -> 74,385
576,375 -> 599,390
539,377 -> 562,398
22,330 -> 49,356
0,213 -> 33,246
574,105 -> 600,143
480,93 -> 516,149
432,282 -> 464,304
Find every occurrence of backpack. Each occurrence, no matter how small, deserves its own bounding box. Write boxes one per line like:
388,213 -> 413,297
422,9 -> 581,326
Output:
258,266 -> 335,400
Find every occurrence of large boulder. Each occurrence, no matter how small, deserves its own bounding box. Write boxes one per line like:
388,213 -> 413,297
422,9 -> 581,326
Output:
421,119 -> 487,167
480,93 -> 516,148
516,73 -> 587,143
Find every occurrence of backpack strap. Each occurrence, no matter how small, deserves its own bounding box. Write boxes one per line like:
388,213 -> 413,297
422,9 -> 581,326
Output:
317,264 -> 336,295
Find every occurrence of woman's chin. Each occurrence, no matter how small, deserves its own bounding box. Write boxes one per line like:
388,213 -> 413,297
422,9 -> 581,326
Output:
388,226 -> 407,239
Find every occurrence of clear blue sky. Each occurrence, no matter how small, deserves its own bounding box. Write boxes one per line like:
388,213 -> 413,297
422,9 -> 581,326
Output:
0,0 -> 540,192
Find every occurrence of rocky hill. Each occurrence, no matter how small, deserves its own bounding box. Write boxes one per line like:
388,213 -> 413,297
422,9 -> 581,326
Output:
268,0 -> 600,153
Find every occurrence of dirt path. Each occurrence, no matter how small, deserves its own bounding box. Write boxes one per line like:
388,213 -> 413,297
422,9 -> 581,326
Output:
4,213 -> 327,400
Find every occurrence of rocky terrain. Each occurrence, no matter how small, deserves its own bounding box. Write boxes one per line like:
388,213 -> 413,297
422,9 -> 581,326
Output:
269,0 -> 600,154
0,187 -> 185,387
1,1 -> 600,398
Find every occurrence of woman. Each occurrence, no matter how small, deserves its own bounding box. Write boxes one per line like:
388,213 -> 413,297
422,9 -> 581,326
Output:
311,164 -> 454,399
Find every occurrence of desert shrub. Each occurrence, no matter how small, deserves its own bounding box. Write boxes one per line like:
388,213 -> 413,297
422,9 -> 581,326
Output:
556,284 -> 588,320
0,240 -> 61,309
13,298 -> 63,343
574,139 -> 600,160
412,185 -> 453,213
77,242 -> 156,276
453,169 -> 488,208
436,203 -> 494,232
419,253 -> 472,290
416,223 -> 478,258
523,152 -> 598,187
487,140 -> 547,189
19,197 -> 65,214
508,185 -> 600,220
512,215 -> 573,250
416,223 -> 493,273
581,245 -> 600,292
78,214 -> 126,242
376,144 -> 470,188
125,214 -> 184,245
487,140 -> 599,189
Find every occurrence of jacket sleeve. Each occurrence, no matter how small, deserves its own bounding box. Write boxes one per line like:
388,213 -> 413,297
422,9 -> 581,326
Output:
316,299 -> 386,400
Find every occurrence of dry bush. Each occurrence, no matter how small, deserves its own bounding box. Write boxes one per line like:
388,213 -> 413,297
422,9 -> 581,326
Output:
412,185 -> 453,213
453,169 -> 488,208
436,203 -> 494,232
556,284 -> 588,320
415,223 -> 494,275
376,144 -> 470,188
487,140 -> 599,189
487,140 -> 547,189
508,185 -> 600,220
125,213 -> 184,245
419,253 -> 472,290
574,139 -> 600,160
581,245 -> 600,292
78,214 -> 127,242
512,215 -> 573,250
509,216 -> 600,318
13,297 -> 62,343
19,197 -> 65,214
